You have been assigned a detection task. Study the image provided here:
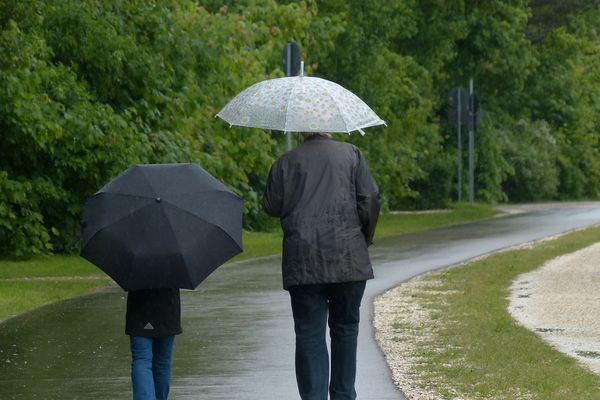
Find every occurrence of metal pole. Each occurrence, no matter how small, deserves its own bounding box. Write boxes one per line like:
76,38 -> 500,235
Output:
457,90 -> 462,202
286,45 -> 291,76
468,79 -> 474,203
285,45 -> 292,151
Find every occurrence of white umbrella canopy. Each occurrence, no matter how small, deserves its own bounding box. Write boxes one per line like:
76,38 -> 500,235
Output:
216,69 -> 386,135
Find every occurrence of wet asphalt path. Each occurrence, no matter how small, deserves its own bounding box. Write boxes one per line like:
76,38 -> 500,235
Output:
0,202 -> 599,399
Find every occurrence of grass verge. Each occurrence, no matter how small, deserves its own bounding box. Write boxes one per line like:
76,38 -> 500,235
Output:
374,202 -> 499,238
376,225 -> 600,399
0,202 -> 499,323
236,202 -> 500,261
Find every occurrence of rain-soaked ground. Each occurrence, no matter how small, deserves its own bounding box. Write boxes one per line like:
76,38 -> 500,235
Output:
1,202 -> 599,400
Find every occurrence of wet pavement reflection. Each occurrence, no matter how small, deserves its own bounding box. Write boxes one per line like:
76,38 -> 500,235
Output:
1,203 -> 599,399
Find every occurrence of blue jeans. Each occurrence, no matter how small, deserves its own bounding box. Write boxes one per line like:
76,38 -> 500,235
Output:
289,281 -> 366,400
130,336 -> 175,400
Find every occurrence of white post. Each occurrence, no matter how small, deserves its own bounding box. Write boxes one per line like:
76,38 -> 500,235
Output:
457,90 -> 462,202
468,79 -> 475,203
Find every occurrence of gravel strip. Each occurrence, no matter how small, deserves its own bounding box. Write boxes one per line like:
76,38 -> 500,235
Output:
373,230 -> 598,399
509,242 -> 600,373
374,276 -> 450,400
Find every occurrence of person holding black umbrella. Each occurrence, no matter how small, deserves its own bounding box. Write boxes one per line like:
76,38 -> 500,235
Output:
80,163 -> 244,400
263,132 -> 381,400
126,288 -> 181,400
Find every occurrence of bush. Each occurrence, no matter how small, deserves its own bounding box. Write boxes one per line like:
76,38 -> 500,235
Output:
0,172 -> 52,257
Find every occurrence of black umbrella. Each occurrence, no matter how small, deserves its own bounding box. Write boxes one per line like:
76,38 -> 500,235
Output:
80,163 -> 243,291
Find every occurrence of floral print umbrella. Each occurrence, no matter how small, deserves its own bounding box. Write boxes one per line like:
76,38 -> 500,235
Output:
217,66 -> 386,135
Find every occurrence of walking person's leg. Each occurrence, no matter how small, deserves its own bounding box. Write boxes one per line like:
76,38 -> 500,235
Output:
152,335 -> 175,400
327,281 -> 366,400
289,284 -> 329,400
130,336 -> 157,400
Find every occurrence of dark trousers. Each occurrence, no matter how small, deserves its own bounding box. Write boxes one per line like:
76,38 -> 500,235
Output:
289,280 -> 367,400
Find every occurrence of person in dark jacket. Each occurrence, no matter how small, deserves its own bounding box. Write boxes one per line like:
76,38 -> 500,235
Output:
263,132 -> 380,400
126,288 -> 182,400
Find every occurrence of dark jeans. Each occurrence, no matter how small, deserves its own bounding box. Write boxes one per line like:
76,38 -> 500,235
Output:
289,280 -> 367,400
130,335 -> 175,400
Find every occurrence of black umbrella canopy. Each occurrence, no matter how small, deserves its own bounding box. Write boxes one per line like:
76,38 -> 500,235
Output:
80,163 -> 243,291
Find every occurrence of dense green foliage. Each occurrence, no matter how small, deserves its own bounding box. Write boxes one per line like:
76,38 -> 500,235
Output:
0,0 -> 598,256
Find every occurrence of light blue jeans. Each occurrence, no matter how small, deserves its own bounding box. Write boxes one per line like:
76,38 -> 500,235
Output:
130,336 -> 175,400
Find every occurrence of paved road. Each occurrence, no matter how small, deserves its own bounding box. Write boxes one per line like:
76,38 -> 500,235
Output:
0,202 -> 599,399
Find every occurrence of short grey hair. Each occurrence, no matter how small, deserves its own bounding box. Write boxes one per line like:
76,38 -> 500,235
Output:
302,132 -> 332,139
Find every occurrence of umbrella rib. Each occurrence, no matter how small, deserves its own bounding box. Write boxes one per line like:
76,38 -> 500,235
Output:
325,82 -> 357,133
161,201 -> 243,250
81,203 -> 157,260
94,192 -> 159,201
284,77 -> 300,133
82,196 -> 156,246
159,203 -> 194,289
138,167 -> 158,198
325,79 -> 386,133
176,189 -> 242,197
353,117 -> 387,131
88,192 -> 241,236
97,189 -> 240,200
159,191 -> 242,231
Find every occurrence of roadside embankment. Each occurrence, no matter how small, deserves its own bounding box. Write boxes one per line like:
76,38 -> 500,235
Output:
374,225 -> 600,399
509,242 -> 600,374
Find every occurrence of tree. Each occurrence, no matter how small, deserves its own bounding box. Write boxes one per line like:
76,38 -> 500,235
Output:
0,20 -> 150,255
527,6 -> 600,199
527,0 -> 600,42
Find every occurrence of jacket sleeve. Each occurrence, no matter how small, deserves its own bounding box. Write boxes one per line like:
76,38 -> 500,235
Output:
355,149 -> 381,246
262,161 -> 284,218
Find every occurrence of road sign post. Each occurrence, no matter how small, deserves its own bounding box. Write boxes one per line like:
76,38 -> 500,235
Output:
282,42 -> 301,151
449,88 -> 468,202
467,79 -> 483,203
468,80 -> 475,203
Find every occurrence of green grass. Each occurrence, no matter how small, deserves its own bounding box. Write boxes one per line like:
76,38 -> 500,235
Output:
398,225 -> 600,399
0,255 -> 112,321
0,254 -> 105,279
235,202 -> 500,262
374,202 -> 499,237
0,203 -> 498,322
0,280 -> 108,320
237,230 -> 283,261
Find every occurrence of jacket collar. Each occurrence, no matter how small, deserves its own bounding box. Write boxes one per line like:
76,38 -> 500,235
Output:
304,135 -> 333,142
